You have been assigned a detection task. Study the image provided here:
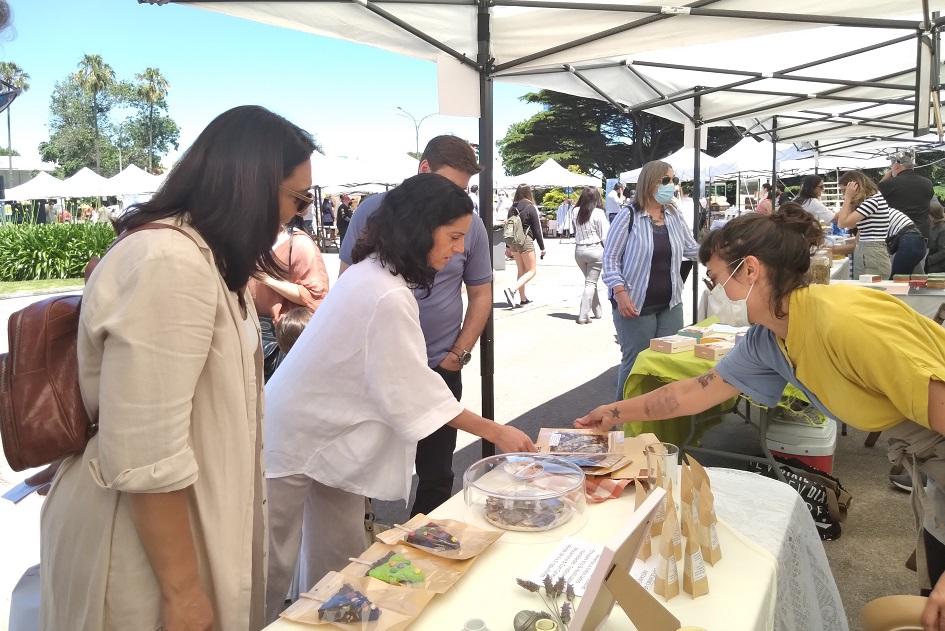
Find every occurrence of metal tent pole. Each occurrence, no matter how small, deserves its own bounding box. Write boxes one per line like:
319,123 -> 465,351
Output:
771,116 -> 778,211
477,0 -> 496,458
692,94 -> 702,324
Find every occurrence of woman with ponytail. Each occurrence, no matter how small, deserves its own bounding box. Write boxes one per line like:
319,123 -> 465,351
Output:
578,202 -> 945,628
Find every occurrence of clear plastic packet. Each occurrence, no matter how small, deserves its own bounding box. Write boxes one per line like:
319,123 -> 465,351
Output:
340,542 -> 470,593
376,514 -> 503,561
280,572 -> 435,631
536,428 -> 620,454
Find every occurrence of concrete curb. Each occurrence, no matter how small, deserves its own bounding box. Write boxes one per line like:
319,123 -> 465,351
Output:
0,286 -> 83,301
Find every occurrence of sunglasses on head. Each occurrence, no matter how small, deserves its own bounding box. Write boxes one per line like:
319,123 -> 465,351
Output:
282,186 -> 316,212
661,176 -> 680,186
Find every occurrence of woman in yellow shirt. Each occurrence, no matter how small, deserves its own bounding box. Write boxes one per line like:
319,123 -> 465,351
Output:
577,202 -> 945,630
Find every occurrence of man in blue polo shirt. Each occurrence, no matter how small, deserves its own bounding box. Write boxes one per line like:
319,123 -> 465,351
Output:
339,135 -> 493,515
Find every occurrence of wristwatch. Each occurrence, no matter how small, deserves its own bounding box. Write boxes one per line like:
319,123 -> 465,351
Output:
450,347 -> 473,366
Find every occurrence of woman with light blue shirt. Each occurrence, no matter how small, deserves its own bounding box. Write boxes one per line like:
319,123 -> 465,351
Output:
603,160 -> 699,400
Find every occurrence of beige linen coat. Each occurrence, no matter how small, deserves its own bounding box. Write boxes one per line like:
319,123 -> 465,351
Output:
39,219 -> 267,631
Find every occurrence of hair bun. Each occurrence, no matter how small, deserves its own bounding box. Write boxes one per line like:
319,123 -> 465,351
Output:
772,201 -> 824,249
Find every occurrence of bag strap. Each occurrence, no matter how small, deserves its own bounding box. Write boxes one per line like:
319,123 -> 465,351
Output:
84,222 -> 201,282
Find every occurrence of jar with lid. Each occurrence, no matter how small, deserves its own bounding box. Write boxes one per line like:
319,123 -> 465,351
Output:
809,248 -> 831,285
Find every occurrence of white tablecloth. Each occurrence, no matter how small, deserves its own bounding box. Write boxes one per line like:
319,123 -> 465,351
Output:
266,468 -> 845,631
708,469 -> 848,631
833,279 -> 945,318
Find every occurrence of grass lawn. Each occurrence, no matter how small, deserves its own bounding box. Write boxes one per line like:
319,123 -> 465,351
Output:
0,278 -> 84,296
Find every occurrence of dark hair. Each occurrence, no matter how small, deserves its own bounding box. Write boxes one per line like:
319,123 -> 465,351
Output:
513,184 -> 535,204
613,182 -> 623,192
351,173 -> 473,294
575,186 -> 602,225
776,181 -> 786,193
699,201 -> 823,319
116,105 -> 316,291
421,135 -> 480,175
931,198 -> 945,224
277,307 -> 313,354
795,175 -> 823,205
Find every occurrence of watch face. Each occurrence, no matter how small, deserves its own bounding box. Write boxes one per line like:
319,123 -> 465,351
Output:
461,351 -> 472,365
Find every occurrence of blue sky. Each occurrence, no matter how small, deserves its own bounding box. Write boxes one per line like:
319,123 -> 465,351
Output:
1,0 -> 541,169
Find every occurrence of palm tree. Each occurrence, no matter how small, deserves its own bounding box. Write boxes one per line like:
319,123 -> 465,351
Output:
0,61 -> 30,184
76,54 -> 115,171
136,68 -> 169,173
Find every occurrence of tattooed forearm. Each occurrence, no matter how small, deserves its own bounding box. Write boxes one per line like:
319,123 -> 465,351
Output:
643,385 -> 680,418
697,371 -> 717,389
609,407 -> 621,420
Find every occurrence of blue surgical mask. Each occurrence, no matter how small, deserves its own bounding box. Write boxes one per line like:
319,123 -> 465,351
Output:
654,183 -> 676,205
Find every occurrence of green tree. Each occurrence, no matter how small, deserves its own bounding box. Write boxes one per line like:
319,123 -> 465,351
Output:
75,54 -> 116,171
135,68 -> 170,172
498,90 -> 742,179
0,61 -> 30,173
0,147 -> 19,156
39,75 -> 98,177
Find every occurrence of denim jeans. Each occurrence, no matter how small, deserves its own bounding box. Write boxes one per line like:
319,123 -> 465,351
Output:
612,303 -> 683,400
890,231 -> 928,278
574,244 -> 603,321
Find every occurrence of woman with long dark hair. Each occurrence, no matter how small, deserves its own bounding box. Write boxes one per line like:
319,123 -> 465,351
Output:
39,105 -> 316,631
579,202 -> 945,629
603,160 -> 699,400
503,183 -> 545,306
263,173 -> 535,622
794,174 -> 835,224
572,186 -> 609,324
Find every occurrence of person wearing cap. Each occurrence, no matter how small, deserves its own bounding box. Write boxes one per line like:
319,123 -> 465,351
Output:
880,150 -> 934,245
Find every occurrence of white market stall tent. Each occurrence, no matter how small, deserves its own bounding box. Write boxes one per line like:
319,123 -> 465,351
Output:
712,138 -> 811,177
107,164 -> 164,196
620,147 -> 722,184
60,167 -> 112,199
498,158 -> 600,189
3,172 -> 65,201
311,151 -> 419,192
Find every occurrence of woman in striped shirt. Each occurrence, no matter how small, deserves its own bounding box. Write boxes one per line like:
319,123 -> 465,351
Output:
603,160 -> 699,400
837,170 -> 925,278
572,186 -> 610,324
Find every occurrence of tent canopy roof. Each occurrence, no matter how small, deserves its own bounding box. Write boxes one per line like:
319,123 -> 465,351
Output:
3,172 -> 65,201
108,164 -> 164,195
499,158 -> 600,188
61,167 -> 112,198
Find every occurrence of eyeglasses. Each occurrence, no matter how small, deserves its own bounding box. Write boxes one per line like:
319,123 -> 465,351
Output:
661,176 -> 680,186
282,186 -> 316,212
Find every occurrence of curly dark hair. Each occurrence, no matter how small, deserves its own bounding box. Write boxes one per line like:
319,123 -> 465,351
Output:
351,173 -> 473,294
699,201 -> 823,319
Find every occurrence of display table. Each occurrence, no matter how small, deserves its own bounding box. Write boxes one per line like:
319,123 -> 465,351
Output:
832,279 -> 945,318
265,468 -> 845,631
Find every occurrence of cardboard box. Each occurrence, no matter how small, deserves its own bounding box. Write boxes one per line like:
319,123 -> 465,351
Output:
677,326 -> 711,341
893,274 -> 911,283
649,335 -> 696,354
858,274 -> 881,283
694,341 -> 734,361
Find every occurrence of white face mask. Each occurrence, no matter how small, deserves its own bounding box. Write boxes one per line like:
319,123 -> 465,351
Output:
707,259 -> 754,326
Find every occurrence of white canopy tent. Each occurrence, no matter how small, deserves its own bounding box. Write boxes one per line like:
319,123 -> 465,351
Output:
107,164 -> 164,195
143,0 -> 945,456
61,167 -> 112,199
712,138 -> 811,176
498,158 -> 600,188
3,172 -> 65,201
311,151 -> 419,191
620,147 -> 721,183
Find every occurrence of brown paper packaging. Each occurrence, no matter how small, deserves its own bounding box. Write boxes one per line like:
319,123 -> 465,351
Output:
375,514 -> 503,561
680,464 -> 693,538
634,484 -> 653,560
697,491 -> 722,565
340,542 -> 471,594
654,524 -> 680,600
682,510 -> 709,598
664,494 -> 683,561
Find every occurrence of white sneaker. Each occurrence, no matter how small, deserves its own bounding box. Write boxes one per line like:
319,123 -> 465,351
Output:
503,288 -> 517,307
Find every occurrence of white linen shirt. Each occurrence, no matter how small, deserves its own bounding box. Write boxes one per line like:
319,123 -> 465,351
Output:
264,256 -> 464,502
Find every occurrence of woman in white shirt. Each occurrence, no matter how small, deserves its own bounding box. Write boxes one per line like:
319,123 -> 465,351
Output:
572,186 -> 609,324
794,175 -> 835,224
263,173 -> 536,622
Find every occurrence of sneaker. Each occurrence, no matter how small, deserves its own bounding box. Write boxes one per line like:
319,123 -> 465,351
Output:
503,288 -> 516,307
889,467 -> 927,492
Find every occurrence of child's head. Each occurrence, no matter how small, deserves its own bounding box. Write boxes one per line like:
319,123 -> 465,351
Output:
276,307 -> 313,354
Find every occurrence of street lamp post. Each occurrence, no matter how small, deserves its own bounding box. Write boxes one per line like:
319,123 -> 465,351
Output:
396,106 -> 435,156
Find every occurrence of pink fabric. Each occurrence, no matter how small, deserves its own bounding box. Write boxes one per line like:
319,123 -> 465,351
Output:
249,233 -> 329,321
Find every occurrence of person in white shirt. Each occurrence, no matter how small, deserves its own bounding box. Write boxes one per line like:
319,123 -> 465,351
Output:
556,195 -> 575,239
572,186 -> 609,323
469,184 -> 480,215
605,182 -> 624,222
263,173 -> 535,622
794,175 -> 835,224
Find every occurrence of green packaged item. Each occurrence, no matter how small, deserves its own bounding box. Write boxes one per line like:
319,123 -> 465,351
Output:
367,552 -> 425,586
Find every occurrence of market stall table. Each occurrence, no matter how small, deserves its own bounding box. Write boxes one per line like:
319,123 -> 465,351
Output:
832,279 -> 945,319
264,468 -> 845,631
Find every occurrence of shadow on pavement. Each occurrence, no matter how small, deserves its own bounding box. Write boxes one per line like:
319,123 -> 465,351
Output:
546,311 -> 578,321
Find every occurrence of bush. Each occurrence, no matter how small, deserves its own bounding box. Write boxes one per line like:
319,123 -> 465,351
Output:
0,223 -> 116,281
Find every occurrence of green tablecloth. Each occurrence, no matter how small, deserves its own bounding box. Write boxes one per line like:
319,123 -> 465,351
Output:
622,348 -> 809,444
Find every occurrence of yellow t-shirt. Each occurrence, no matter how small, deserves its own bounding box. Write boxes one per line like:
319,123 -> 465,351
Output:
784,284 -> 945,430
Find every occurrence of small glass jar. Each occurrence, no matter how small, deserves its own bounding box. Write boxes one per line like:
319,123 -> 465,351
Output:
809,248 -> 831,285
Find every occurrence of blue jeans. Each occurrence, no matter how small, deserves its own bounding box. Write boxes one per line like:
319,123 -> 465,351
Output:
612,303 -> 684,400
890,231 -> 928,278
